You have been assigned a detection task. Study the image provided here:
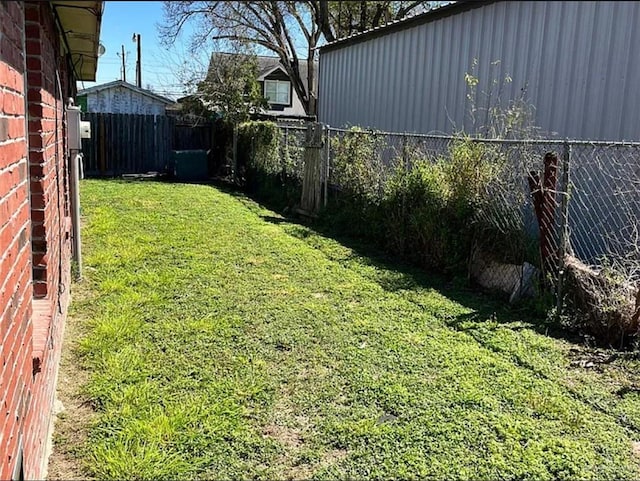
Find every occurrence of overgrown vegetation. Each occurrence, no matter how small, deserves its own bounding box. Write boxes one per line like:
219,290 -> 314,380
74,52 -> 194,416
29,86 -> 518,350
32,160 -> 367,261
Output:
320,130 -> 531,277
69,180 -> 640,480
237,122 -> 536,277
236,121 -> 302,210
233,61 -> 639,345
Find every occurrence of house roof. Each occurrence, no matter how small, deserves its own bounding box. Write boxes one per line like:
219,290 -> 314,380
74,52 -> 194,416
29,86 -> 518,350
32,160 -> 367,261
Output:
51,1 -> 104,81
208,53 -> 316,93
319,0 -> 496,53
77,80 -> 176,105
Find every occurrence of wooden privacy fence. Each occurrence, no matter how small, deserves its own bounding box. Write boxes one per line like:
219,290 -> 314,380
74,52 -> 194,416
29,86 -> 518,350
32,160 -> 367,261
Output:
81,113 -> 216,177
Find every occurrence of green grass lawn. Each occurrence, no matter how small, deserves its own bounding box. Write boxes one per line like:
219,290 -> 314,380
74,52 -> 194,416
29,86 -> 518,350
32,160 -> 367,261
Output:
70,179 -> 640,480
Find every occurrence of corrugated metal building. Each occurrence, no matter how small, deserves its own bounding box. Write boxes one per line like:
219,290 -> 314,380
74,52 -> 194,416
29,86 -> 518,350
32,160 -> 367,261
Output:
318,1 -> 640,141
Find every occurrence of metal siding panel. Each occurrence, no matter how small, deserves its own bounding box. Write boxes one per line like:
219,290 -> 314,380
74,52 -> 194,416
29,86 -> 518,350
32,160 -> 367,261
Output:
593,3 -> 616,139
427,18 -> 444,129
455,13 -> 471,132
406,27 -> 419,132
579,2 -> 606,138
443,16 -> 457,133
352,44 -> 362,127
338,49 -> 346,126
415,26 -> 428,133
327,51 -> 335,125
329,50 -> 339,126
599,2 -> 627,140
393,30 -> 406,131
370,36 -> 383,128
536,2 -> 560,136
391,31 -> 402,131
379,36 -> 392,128
319,51 -> 329,123
339,47 -> 348,125
621,3 -> 640,140
557,4 -> 580,137
364,41 -> 374,126
318,1 -> 640,141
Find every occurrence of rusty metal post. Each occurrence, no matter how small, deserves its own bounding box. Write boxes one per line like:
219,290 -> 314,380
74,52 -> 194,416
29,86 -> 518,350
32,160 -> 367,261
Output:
556,141 -> 571,320
541,152 -> 559,280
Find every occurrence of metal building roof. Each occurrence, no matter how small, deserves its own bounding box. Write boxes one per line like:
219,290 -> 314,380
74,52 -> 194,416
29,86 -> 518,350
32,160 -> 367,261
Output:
319,0 -> 494,53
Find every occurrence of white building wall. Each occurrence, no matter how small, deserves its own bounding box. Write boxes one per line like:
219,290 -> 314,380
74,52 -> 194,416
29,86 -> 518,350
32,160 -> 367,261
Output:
86,86 -> 168,115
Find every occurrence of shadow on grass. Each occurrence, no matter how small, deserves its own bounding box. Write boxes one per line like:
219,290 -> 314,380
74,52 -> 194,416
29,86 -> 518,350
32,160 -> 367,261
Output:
87,177 -> 585,348
204,182 -> 588,349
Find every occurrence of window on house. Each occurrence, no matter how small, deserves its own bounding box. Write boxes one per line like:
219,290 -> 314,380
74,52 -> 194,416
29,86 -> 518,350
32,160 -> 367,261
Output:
264,80 -> 290,105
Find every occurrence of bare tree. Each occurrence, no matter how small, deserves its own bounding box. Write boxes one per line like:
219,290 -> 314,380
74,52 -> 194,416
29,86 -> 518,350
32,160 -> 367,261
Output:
313,1 -> 438,42
159,1 -> 439,118
160,2 -> 322,117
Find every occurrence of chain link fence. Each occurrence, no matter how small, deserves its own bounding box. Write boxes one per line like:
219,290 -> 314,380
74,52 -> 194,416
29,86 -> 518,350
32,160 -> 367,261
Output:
241,123 -> 640,344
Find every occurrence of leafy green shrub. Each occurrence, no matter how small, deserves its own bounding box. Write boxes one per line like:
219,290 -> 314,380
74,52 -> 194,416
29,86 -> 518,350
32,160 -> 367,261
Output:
383,158 -> 454,270
237,121 -> 282,175
381,139 -> 503,272
444,138 -> 502,212
321,128 -> 388,239
331,127 -> 386,203
325,130 -> 523,275
237,121 -> 301,209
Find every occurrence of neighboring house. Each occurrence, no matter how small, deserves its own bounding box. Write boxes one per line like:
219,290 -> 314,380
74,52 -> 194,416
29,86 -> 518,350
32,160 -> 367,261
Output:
319,0 -> 640,141
0,1 -> 102,479
77,80 -> 175,115
208,53 -> 315,120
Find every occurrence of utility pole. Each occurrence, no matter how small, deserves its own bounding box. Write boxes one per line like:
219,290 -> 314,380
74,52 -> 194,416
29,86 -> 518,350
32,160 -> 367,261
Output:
132,33 -> 141,87
120,44 -> 126,82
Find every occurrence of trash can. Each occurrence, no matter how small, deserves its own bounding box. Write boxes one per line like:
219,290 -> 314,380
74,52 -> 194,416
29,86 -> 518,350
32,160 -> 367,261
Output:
171,150 -> 209,181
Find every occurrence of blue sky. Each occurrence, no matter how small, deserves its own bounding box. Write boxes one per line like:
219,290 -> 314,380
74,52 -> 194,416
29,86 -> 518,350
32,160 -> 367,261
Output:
81,1 -> 197,99
85,1 -> 315,99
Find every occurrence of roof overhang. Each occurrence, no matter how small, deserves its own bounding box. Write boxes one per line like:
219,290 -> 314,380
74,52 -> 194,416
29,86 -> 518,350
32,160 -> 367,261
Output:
257,66 -> 287,81
51,1 -> 104,81
77,80 -> 177,105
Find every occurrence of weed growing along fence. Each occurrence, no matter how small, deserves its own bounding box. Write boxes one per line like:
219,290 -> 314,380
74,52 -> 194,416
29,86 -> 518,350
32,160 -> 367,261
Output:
236,121 -> 306,210
236,122 -> 640,347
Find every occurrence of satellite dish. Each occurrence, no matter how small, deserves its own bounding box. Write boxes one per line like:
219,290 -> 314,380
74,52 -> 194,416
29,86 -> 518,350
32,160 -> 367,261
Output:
97,43 -> 106,56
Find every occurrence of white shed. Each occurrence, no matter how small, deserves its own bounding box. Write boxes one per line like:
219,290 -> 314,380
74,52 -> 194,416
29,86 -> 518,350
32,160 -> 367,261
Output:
77,80 -> 175,115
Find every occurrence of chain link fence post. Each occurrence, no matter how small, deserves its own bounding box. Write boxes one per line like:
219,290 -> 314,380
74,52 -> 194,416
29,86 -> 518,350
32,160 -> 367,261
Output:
324,125 -> 330,207
232,123 -> 238,185
283,125 -> 289,180
402,133 -> 408,254
556,140 -> 572,321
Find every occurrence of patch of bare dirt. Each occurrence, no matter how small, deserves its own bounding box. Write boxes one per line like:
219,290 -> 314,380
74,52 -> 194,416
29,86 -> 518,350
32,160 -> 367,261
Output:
46,284 -> 96,480
263,390 -> 348,480
264,423 -> 304,449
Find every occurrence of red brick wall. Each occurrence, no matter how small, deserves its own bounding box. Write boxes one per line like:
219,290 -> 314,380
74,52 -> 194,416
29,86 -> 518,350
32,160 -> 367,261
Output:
0,2 -> 33,479
1,1 -> 74,479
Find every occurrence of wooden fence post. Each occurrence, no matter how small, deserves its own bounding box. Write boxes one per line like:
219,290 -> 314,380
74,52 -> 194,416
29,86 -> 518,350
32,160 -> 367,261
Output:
300,122 -> 324,215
